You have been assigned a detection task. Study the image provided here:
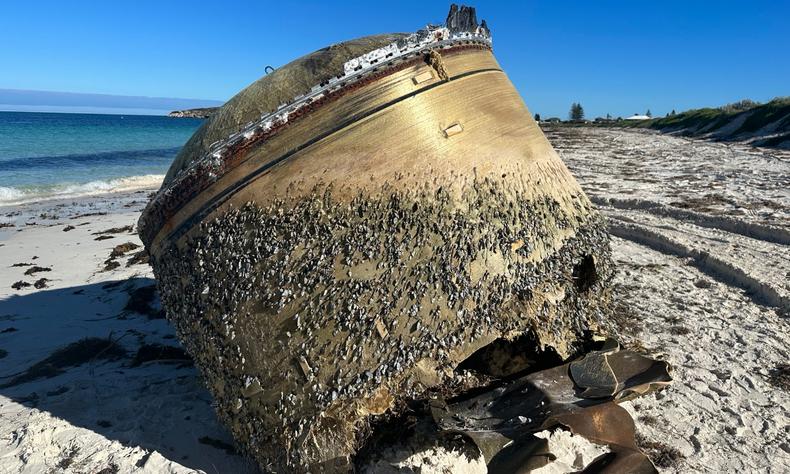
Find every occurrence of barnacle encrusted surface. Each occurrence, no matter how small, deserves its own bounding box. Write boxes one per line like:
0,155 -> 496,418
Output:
142,6 -> 615,470
151,178 -> 612,470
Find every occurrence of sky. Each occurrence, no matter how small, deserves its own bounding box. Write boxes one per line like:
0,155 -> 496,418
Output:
0,1 -> 788,118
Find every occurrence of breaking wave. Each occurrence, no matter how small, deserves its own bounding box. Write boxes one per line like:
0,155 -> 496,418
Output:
0,174 -> 164,206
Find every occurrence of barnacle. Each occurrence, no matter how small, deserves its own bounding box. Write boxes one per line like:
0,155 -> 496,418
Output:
140,5 -> 614,472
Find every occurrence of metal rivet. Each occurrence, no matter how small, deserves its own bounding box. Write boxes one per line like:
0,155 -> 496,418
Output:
443,123 -> 464,138
412,70 -> 434,85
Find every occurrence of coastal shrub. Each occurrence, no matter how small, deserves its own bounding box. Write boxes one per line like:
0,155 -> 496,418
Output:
735,97 -> 790,134
719,99 -> 760,113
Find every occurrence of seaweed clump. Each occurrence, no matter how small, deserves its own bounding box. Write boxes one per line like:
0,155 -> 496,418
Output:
767,363 -> 790,391
1,337 -> 126,388
131,343 -> 191,366
636,432 -> 685,468
123,285 -> 165,319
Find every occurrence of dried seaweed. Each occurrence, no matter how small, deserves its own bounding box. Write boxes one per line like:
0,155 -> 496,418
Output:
1,337 -> 126,388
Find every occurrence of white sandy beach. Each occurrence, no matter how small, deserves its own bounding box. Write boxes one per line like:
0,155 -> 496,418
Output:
0,189 -> 258,473
551,127 -> 790,473
0,127 -> 788,473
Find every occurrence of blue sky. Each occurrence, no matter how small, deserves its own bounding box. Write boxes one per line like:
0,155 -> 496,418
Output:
1,1 -> 788,117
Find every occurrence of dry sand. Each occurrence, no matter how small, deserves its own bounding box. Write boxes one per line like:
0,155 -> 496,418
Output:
549,126 -> 789,473
0,127 -> 787,472
0,191 -> 258,473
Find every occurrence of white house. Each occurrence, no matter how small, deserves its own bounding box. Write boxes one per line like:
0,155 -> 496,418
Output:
625,114 -> 651,120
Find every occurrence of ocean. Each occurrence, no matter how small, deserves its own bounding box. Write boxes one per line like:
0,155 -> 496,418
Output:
0,111 -> 203,205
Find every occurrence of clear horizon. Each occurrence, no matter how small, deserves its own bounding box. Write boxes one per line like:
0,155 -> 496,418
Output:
0,105 -> 194,116
1,1 -> 788,118
0,88 -> 223,116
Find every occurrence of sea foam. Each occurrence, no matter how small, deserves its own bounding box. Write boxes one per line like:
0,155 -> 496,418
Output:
0,174 -> 163,206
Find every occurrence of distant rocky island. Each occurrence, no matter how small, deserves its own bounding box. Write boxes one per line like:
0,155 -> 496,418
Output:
168,107 -> 219,118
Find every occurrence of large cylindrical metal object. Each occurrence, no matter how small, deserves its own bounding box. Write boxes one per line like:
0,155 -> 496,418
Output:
140,12 -> 612,472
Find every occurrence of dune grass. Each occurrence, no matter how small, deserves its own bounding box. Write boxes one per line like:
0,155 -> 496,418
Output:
603,98 -> 790,148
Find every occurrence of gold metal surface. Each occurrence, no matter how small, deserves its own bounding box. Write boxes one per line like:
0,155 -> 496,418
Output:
146,45 -> 613,472
150,49 -> 583,254
443,122 -> 464,137
412,70 -> 435,85
151,49 -> 500,250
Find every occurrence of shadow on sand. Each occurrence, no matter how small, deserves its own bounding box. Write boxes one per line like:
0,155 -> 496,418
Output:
0,278 -> 258,473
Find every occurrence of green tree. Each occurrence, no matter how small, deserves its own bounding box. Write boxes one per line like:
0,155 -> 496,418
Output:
534,113 -> 541,122
569,102 -> 584,121
646,109 -> 652,117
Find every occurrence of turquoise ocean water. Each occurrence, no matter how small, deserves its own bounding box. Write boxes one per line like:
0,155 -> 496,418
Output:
0,111 -> 203,205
